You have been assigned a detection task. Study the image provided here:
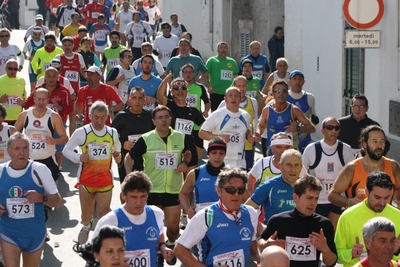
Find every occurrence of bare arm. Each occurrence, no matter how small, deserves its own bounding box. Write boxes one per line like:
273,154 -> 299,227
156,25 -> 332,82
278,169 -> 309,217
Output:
250,240 -> 260,264
327,162 -> 358,207
179,169 -> 196,218
52,113 -> 68,145
244,198 -> 260,210
261,73 -> 274,95
391,160 -> 400,207
292,106 -> 316,134
14,112 -> 27,132
156,72 -> 173,106
44,193 -> 62,208
256,107 -> 269,136
174,243 -> 206,267
124,153 -> 133,176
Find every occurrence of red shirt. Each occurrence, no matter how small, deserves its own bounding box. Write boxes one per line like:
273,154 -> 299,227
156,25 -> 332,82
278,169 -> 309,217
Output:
46,0 -> 63,15
59,53 -> 82,93
86,2 -> 103,25
73,36 -> 95,52
25,83 -> 73,123
76,4 -> 88,26
76,83 -> 123,126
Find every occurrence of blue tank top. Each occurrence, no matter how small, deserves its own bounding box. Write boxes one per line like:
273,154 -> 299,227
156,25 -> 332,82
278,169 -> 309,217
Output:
199,203 -> 254,267
286,92 -> 311,150
0,161 -> 45,237
135,58 -> 159,77
29,39 -> 45,73
194,164 -> 219,210
115,206 -> 159,267
266,103 -> 294,155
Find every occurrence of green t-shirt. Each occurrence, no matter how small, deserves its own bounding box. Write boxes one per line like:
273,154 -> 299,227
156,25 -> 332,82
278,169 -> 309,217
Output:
206,56 -> 238,95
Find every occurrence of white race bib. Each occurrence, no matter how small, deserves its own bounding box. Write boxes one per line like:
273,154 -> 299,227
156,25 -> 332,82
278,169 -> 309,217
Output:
213,249 -> 245,267
92,12 -> 99,19
6,198 -> 34,219
43,62 -> 51,70
125,249 -> 151,267
96,34 -> 106,41
108,59 -> 119,68
6,95 -> 18,107
29,134 -> 46,152
220,70 -> 233,81
175,118 -> 194,135
155,153 -> 178,169
162,52 -> 171,59
195,202 -> 214,212
285,236 -> 316,261
321,178 -> 335,194
143,102 -> 155,111
128,134 -> 141,143
252,70 -> 263,79
245,91 -> 257,99
88,143 -> 110,160
185,94 -> 198,107
226,131 -> 242,146
65,70 -> 79,82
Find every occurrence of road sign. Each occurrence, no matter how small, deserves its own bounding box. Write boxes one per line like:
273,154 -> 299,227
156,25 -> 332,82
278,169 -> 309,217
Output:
343,0 -> 384,29
345,30 -> 380,48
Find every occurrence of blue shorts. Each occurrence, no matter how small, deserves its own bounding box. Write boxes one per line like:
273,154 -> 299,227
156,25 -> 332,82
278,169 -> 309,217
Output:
0,232 -> 46,253
29,72 -> 37,83
53,124 -> 66,152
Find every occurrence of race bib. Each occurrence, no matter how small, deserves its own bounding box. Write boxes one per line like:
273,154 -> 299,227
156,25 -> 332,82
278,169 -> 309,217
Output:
122,19 -> 130,25
29,133 -> 46,152
245,91 -> 257,99
65,70 -> 79,82
321,178 -> 335,194
185,94 -> 198,107
125,249 -> 151,267
195,202 -> 214,212
6,95 -> 18,107
6,198 -> 34,219
252,70 -> 263,79
128,134 -> 141,143
213,249 -> 245,267
285,236 -> 316,261
156,153 -> 178,169
352,148 -> 362,159
92,12 -> 99,19
43,62 -> 51,70
175,118 -> 194,135
143,102 -> 155,111
52,7 -> 57,14
108,59 -> 119,68
162,52 -> 171,58
88,143 -> 110,160
220,70 -> 233,81
96,34 -> 106,41
226,131 -> 242,145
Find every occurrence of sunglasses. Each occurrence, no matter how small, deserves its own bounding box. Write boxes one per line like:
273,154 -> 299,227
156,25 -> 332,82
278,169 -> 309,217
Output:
324,125 -> 341,131
7,67 -> 18,71
273,89 -> 288,94
172,86 -> 187,91
222,187 -> 246,195
0,35 -> 9,38
351,104 -> 366,109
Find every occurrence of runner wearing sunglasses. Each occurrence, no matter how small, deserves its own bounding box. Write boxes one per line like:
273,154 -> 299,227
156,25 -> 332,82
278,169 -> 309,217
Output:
175,167 -> 260,266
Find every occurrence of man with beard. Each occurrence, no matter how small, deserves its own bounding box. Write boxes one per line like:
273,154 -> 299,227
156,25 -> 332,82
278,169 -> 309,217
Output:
328,125 -> 400,208
128,54 -> 161,112
334,171 -> 400,267
102,31 -> 127,76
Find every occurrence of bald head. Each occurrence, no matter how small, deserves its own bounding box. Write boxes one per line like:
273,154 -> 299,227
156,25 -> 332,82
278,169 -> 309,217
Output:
258,246 -> 290,267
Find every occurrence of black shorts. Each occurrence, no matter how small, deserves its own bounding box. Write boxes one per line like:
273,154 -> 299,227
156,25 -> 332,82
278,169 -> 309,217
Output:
50,15 -> 57,25
193,130 -> 204,149
147,193 -> 179,207
35,156 -> 60,181
315,203 -> 343,217
210,93 -> 225,111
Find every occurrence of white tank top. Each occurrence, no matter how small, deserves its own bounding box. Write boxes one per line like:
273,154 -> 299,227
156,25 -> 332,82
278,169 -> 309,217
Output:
24,108 -> 56,160
118,10 -> 134,33
273,71 -> 290,83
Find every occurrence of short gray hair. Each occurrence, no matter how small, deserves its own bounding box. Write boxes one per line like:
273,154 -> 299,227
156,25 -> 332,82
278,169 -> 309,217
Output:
7,132 -> 29,148
89,101 -> 109,116
280,149 -> 301,164
363,217 -> 395,243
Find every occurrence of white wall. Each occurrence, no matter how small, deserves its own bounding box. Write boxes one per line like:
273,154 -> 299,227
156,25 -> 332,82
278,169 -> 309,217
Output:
159,0 -> 225,61
286,1 -> 345,140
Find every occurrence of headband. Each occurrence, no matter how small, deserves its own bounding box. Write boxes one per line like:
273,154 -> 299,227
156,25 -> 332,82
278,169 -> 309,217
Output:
270,138 -> 293,146
207,143 -> 227,154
